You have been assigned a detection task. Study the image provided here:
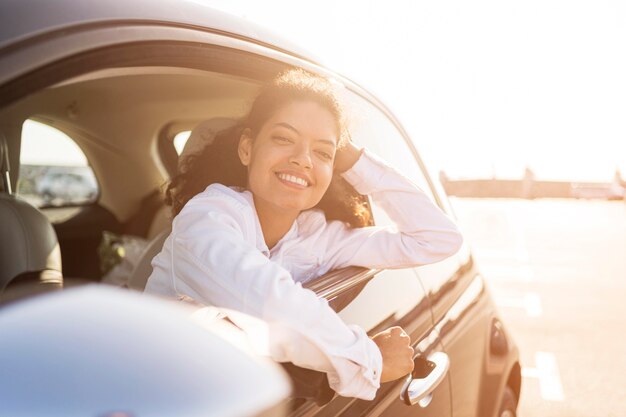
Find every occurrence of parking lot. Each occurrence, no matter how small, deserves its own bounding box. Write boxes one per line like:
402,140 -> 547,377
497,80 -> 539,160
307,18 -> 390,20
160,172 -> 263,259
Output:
451,198 -> 626,417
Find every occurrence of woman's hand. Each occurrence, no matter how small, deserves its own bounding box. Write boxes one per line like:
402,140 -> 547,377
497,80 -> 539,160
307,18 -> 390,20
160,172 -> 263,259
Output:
334,140 -> 363,173
372,326 -> 415,383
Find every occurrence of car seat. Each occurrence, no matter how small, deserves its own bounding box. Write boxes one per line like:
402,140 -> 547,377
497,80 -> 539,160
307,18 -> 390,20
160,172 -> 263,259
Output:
126,117 -> 236,291
0,134 -> 63,304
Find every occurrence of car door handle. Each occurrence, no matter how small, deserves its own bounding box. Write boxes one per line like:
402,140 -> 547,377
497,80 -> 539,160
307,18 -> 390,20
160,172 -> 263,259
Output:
400,351 -> 450,406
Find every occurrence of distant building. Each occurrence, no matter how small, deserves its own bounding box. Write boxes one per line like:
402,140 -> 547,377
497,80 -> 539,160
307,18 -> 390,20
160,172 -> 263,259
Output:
441,169 -> 623,200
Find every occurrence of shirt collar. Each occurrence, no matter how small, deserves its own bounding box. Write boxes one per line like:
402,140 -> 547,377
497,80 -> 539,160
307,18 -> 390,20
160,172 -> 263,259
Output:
237,188 -> 299,257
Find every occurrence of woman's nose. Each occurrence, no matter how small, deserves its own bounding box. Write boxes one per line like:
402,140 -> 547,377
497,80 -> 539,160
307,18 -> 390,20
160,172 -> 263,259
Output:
289,146 -> 312,169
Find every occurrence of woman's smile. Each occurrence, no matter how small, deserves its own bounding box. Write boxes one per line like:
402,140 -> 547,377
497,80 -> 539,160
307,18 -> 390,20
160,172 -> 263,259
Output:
275,171 -> 311,188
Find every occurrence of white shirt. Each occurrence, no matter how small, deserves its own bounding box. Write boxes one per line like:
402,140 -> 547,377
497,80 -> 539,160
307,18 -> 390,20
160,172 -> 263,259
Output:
145,149 -> 463,400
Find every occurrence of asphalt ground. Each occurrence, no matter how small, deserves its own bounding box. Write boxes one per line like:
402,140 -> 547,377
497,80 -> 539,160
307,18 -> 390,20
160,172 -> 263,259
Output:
450,198 -> 626,417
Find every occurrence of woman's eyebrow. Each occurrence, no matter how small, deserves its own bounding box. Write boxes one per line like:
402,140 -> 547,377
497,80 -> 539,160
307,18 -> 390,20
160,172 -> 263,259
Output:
315,139 -> 337,148
273,122 -> 300,134
273,122 -> 337,148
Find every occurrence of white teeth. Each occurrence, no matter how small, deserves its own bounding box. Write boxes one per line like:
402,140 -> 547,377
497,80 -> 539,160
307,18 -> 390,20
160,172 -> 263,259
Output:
277,173 -> 308,186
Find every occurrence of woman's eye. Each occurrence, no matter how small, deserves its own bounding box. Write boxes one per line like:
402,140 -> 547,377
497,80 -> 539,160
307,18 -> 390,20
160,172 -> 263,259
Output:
273,136 -> 293,144
316,150 -> 333,160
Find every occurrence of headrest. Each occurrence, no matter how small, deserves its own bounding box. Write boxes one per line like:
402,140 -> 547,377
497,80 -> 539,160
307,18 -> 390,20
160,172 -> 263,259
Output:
0,194 -> 62,294
178,118 -> 237,173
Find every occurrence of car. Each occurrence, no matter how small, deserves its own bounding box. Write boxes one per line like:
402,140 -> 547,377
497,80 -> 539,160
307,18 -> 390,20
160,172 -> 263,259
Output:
35,168 -> 98,205
0,1 -> 521,416
0,286 -> 292,417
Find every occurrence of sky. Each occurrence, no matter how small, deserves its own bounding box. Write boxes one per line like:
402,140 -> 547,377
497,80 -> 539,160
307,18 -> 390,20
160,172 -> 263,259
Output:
21,0 -> 626,182
203,0 -> 626,182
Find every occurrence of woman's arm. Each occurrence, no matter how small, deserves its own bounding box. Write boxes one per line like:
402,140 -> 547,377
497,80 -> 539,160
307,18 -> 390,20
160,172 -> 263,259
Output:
322,148 -> 464,271
165,190 -> 383,399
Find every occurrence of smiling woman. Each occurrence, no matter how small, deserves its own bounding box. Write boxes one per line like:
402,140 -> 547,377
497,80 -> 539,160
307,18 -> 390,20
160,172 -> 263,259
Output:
145,68 -> 463,400
165,69 -> 370,229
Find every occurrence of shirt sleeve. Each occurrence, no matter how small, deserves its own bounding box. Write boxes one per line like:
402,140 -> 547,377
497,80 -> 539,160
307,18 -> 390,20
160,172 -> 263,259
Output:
168,190 -> 382,400
322,149 -> 464,271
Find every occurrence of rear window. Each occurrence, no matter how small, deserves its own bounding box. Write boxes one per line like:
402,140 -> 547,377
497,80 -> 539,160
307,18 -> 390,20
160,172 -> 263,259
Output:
17,119 -> 98,207
173,131 -> 191,155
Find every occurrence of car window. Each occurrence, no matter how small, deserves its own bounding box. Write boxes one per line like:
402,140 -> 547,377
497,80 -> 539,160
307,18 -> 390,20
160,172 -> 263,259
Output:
335,268 -> 430,334
344,91 -> 440,226
345,94 -> 435,201
322,93 -> 434,334
343,90 -> 464,310
173,131 -> 191,155
17,119 -> 98,208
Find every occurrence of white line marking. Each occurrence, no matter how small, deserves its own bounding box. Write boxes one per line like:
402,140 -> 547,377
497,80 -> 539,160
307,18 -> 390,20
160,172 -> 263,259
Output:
523,352 -> 565,402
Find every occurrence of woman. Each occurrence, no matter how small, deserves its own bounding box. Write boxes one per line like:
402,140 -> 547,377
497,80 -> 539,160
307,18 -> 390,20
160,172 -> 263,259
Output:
145,69 -> 463,400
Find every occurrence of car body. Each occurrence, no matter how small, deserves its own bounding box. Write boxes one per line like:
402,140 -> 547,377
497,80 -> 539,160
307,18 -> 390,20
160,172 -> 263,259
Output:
0,286 -> 292,417
0,1 -> 521,416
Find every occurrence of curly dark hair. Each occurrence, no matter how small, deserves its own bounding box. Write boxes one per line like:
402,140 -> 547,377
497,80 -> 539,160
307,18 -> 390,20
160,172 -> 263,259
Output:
165,69 -> 371,228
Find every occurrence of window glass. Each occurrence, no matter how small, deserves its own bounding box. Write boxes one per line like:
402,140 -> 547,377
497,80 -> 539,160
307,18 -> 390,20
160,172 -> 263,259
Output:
18,120 -> 98,207
173,131 -> 191,155
342,91 -> 462,307
344,94 -> 435,201
332,92 -> 434,334
343,93 -> 440,231
337,269 -> 429,334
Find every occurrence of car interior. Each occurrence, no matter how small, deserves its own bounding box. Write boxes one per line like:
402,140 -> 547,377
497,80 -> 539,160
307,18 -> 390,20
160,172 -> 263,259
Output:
0,67 -> 261,298
0,62 -> 375,308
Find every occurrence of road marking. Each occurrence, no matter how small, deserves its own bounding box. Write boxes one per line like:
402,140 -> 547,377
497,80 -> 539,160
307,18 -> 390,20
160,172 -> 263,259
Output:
522,352 -> 565,402
494,292 -> 543,317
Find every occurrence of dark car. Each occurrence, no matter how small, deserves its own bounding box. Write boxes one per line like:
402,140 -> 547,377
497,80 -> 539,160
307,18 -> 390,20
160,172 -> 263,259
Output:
0,1 -> 521,416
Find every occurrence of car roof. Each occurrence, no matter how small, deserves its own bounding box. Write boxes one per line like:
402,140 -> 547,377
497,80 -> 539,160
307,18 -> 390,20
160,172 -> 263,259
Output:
0,0 -> 319,63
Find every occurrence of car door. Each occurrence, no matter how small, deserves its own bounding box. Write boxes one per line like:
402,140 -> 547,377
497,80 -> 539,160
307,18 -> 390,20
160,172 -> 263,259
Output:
287,266 -> 451,417
415,212 -> 496,417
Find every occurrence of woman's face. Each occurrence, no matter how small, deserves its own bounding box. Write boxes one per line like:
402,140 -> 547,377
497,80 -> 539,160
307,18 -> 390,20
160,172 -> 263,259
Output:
238,100 -> 339,217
